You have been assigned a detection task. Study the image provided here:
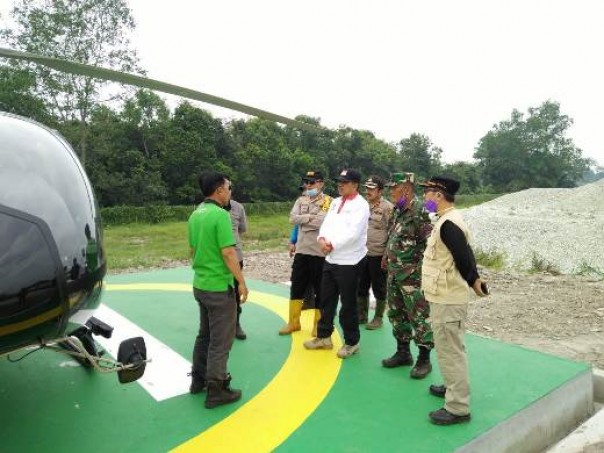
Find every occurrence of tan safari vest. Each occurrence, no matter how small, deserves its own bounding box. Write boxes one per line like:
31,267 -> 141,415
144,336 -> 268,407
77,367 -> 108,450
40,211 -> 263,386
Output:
421,208 -> 472,304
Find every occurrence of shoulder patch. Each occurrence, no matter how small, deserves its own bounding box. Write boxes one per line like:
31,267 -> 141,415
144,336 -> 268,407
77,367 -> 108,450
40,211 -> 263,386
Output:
321,195 -> 332,211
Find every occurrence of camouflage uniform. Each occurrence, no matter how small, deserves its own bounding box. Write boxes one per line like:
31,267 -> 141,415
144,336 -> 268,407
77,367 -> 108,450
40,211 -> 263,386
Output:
385,199 -> 434,348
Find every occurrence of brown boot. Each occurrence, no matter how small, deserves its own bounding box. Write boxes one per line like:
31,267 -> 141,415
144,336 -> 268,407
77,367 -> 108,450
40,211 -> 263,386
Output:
365,317 -> 382,329
410,346 -> 432,379
278,300 -> 303,335
382,340 -> 413,368
357,296 -> 369,324
205,374 -> 242,408
366,299 -> 386,330
188,371 -> 207,394
312,309 -> 321,337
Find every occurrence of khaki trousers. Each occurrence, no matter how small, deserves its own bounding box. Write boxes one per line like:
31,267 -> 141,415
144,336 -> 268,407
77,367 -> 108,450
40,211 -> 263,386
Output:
430,302 -> 470,416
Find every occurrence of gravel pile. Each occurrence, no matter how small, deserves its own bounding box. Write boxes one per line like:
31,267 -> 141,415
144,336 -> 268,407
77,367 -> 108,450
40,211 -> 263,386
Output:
462,179 -> 604,274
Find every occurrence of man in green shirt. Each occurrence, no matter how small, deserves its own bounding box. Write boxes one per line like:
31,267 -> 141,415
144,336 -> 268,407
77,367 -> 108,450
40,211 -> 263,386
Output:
188,171 -> 248,409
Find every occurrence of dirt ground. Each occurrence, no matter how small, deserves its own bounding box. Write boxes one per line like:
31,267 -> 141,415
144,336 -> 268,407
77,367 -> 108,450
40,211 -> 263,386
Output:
240,251 -> 604,370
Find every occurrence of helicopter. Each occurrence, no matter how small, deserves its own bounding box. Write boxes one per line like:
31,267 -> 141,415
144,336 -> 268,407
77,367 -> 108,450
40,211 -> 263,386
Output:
0,47 -> 319,383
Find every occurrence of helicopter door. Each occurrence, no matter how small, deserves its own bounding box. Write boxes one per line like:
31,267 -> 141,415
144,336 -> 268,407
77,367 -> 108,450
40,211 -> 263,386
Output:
0,204 -> 67,354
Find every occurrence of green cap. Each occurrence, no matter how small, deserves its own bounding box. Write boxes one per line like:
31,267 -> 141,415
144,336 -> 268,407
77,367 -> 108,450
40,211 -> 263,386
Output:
385,172 -> 415,187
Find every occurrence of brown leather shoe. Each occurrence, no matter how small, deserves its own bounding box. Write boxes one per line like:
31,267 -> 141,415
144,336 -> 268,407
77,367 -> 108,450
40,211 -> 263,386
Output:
429,408 -> 471,425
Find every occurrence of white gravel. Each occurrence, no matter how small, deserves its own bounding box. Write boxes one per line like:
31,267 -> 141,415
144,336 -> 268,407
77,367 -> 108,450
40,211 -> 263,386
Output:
462,179 -> 604,274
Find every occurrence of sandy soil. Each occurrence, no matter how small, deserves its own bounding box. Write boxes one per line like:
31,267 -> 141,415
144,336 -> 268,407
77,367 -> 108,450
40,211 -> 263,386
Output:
240,251 -> 604,370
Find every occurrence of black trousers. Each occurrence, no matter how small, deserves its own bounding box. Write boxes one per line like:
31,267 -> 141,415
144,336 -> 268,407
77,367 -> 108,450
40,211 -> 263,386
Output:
317,261 -> 361,346
357,255 -> 387,301
290,253 -> 325,308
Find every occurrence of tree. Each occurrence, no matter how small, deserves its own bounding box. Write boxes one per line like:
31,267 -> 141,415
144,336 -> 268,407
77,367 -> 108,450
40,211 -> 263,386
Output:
0,64 -> 52,122
1,0 -> 141,166
442,161 -> 482,194
398,133 -> 443,179
474,101 -> 589,191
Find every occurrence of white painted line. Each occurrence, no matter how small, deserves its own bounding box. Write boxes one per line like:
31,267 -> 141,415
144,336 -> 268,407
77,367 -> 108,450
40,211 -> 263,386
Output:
94,304 -> 191,402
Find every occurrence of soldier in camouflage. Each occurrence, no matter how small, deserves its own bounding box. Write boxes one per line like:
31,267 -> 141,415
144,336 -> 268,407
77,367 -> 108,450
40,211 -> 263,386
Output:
382,172 -> 434,379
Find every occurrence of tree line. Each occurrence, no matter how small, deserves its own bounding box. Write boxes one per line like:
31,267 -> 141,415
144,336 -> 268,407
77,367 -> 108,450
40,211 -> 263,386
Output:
1,0 -> 600,207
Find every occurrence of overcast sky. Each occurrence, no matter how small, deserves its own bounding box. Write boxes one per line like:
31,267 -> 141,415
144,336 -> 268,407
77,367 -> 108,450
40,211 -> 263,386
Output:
2,0 -> 602,165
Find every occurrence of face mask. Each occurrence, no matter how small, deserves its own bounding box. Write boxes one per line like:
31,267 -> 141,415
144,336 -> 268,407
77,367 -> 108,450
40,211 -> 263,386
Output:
396,196 -> 407,209
306,188 -> 319,197
424,199 -> 438,213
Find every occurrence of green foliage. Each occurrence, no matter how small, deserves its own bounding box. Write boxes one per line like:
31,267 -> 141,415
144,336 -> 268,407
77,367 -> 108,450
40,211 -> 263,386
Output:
398,133 -> 443,180
2,0 -> 141,166
455,194 -> 502,208
100,202 -> 292,225
574,263 -> 604,280
474,101 -> 590,192
474,248 -> 506,270
0,65 -> 52,123
528,252 -> 561,275
1,4 -> 592,205
101,205 -> 194,225
442,161 -> 482,194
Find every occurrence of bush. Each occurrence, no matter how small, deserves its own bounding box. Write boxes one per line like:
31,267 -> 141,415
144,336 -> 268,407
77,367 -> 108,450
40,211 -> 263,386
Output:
529,252 -> 560,275
475,248 -> 506,270
101,202 -> 293,225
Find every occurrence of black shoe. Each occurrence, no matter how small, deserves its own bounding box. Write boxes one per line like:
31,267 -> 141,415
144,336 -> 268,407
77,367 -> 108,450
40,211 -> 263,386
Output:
429,408 -> 471,425
235,323 -> 247,340
205,375 -> 242,409
429,384 -> 446,398
410,359 -> 432,379
188,372 -> 207,394
382,351 -> 413,368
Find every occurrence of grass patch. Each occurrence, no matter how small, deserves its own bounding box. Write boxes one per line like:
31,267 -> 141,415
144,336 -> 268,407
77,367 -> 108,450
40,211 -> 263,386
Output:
103,221 -> 190,271
528,251 -> 560,275
575,262 -> 604,280
474,248 -> 506,270
242,214 -> 291,251
456,194 -> 502,209
104,215 -> 292,271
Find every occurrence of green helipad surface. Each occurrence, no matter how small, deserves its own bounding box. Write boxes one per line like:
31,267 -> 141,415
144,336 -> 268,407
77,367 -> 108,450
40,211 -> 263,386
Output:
0,267 -> 590,452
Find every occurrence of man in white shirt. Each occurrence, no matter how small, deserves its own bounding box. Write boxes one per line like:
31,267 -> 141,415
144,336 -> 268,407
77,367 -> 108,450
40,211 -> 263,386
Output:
303,169 -> 370,359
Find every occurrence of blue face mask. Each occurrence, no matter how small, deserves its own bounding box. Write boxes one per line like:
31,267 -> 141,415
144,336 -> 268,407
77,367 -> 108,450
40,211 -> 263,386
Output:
306,188 -> 319,198
424,199 -> 438,213
396,196 -> 407,209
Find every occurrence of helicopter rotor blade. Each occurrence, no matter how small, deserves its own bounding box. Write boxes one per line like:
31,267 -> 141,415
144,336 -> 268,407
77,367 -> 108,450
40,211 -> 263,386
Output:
0,47 -> 322,132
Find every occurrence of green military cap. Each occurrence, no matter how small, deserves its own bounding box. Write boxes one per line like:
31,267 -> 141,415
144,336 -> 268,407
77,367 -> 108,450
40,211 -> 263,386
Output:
385,172 -> 415,187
